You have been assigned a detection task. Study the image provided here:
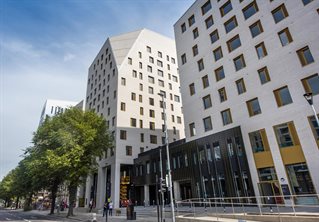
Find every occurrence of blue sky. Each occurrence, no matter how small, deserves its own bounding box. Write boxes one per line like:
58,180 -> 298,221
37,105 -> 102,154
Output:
0,0 -> 194,180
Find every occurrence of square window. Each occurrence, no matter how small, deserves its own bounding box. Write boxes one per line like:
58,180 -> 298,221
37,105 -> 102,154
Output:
236,78 -> 246,94
157,69 -> 163,77
272,4 -> 289,23
188,14 -> 195,27
215,66 -> 225,81
242,1 -> 259,20
258,67 -> 271,84
221,109 -> 233,125
198,59 -> 204,71
189,123 -> 196,136
201,0 -> 212,15
249,129 -> 268,153
227,35 -> 241,52
205,15 -> 214,29
246,98 -> 262,116
224,16 -> 238,33
301,74 -> 319,95
213,46 -> 223,61
202,95 -> 212,109
249,20 -> 263,37
220,1 -> 233,17
233,54 -> 246,71
278,28 -> 293,46
148,86 -> 154,94
273,122 -> 296,148
273,86 -> 293,107
189,83 -> 196,95
210,29 -> 219,44
192,45 -> 198,56
202,75 -> 209,88
218,87 -> 227,102
148,76 -> 154,84
297,46 -> 314,66
150,135 -> 157,144
203,116 -> 213,131
193,28 -> 199,39
255,42 -> 268,59
130,118 -> 137,127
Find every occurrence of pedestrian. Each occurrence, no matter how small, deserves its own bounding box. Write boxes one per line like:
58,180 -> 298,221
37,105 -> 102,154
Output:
89,199 -> 94,212
108,200 -> 113,216
102,201 -> 108,217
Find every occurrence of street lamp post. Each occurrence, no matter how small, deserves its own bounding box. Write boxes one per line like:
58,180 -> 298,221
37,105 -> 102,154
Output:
158,93 -> 176,222
304,92 -> 319,127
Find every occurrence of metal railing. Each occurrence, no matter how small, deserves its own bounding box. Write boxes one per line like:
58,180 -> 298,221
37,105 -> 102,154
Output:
175,194 -> 319,221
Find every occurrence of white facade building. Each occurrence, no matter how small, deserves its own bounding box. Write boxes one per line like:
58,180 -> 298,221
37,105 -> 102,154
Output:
84,29 -> 185,208
174,0 -> 319,203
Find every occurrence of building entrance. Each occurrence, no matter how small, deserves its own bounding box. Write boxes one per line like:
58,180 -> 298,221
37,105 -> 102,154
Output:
180,182 -> 192,200
258,181 -> 283,204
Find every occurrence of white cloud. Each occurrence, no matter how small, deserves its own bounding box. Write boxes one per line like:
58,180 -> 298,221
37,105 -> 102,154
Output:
2,39 -> 46,58
63,53 -> 75,61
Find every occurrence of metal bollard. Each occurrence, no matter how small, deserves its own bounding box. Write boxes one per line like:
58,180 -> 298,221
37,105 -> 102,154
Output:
92,213 -> 97,222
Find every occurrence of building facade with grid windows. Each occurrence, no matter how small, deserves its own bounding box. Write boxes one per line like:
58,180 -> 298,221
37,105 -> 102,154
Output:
174,0 -> 319,204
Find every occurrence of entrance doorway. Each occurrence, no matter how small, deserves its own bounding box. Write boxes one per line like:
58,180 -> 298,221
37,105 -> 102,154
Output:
180,182 -> 192,200
258,181 -> 283,204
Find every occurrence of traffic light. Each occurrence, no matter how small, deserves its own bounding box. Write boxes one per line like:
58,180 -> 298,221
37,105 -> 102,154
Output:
159,178 -> 167,193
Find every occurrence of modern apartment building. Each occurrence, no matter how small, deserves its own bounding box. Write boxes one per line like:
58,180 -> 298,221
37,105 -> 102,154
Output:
84,29 -> 184,208
174,0 -> 319,204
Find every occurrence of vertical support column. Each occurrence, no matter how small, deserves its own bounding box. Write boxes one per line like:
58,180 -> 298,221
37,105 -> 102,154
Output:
173,181 -> 181,201
144,185 -> 150,206
111,162 -> 121,208
85,175 -> 92,208
96,166 -> 105,209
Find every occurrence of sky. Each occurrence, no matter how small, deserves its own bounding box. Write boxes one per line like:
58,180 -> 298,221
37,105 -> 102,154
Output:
0,0 -> 194,180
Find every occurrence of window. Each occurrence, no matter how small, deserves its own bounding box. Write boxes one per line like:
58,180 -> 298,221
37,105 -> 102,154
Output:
158,80 -> 164,87
258,167 -> 277,181
128,57 -> 132,65
147,46 -> 152,53
130,118 -> 137,127
181,23 -> 186,33
308,115 -> 319,142
189,123 -> 196,136
201,0 -> 212,15
157,60 -> 163,67
246,98 -> 262,116
202,95 -> 212,109
174,95 -> 180,102
126,146 -> 132,156
213,143 -> 221,160
192,45 -> 198,56
139,95 -> 143,103
158,69 -> 163,77
286,163 -> 315,195
121,77 -> 126,86
213,47 -> 223,61
120,130 -> 127,140
205,15 -> 214,29
139,120 -> 143,128
181,54 -> 187,65
189,83 -> 195,95
120,102 -> 126,111
139,62 -> 142,69
172,75 -> 178,82
177,116 -> 182,124
297,46 -> 314,66
188,14 -> 195,26
210,29 -> 219,44
272,4 -> 289,23
193,28 -> 199,39
274,122 -> 298,148
224,16 -> 238,33
249,129 -> 269,153
233,54 -> 246,71
149,56 -> 154,63
158,51 -> 162,58
147,65 -> 153,73
139,83 -> 143,91
215,66 -> 225,81
131,92 -> 136,101
218,87 -> 227,102
202,75 -> 209,88
148,86 -> 154,94
140,107 -> 144,115
258,67 -> 271,84
149,98 -> 154,106
302,0 -> 314,5
148,76 -> 154,84
242,1 -> 258,20
139,72 -> 143,80
249,20 -> 263,38
236,78 -> 246,94
149,122 -> 155,130
198,59 -> 204,71
274,86 -> 293,107
203,116 -> 213,131
138,51 -> 142,58
278,28 -> 293,46
302,74 -> 319,95
220,1 -> 232,17
221,109 -> 232,125
227,35 -> 241,52
150,135 -> 157,144
149,109 -> 155,118
255,42 -> 268,59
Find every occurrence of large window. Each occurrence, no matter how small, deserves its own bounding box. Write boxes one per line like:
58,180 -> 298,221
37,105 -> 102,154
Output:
203,116 -> 213,131
227,35 -> 241,52
274,122 -> 297,148
242,1 -> 258,20
301,74 -> 319,95
224,16 -> 238,33
233,54 -> 246,71
274,86 -> 293,107
249,20 -> 263,38
249,129 -> 268,153
189,123 -> 196,137
246,98 -> 262,116
221,109 -> 232,125
202,95 -> 212,109
215,66 -> 225,81
201,0 -> 212,15
258,67 -> 271,84
272,4 -> 289,23
297,46 -> 314,66
278,28 -> 293,46
220,1 -> 232,17
130,118 -> 137,127
258,167 -> 277,181
286,163 -> 315,195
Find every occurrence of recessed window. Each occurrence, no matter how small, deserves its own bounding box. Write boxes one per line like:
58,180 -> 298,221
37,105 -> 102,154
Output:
150,135 -> 157,144
236,78 -> 246,94
301,74 -> 319,95
120,130 -> 127,140
158,69 -> 163,77
297,46 -> 314,66
215,66 -> 225,81
198,59 -> 204,71
189,123 -> 196,137
148,76 -> 154,84
246,98 -> 262,116
249,20 -> 263,38
193,28 -> 199,39
149,121 -> 155,130
308,115 -> 319,143
121,77 -> 126,86
189,83 -> 195,96
139,120 -> 143,128
221,109 -> 233,125
274,86 -> 293,107
272,4 -> 289,23
148,86 -> 154,94
201,0 -> 212,15
205,15 -> 214,29
158,51 -> 162,58
126,146 -> 132,156
188,14 -> 195,27
128,57 -> 132,65
218,87 -> 227,102
181,53 -> 187,65
149,98 -> 154,106
255,42 -> 268,59
203,116 -> 213,131
274,122 -> 298,148
242,1 -> 259,20
202,95 -> 212,109
149,109 -> 155,118
249,129 -> 269,153
210,29 -> 219,44
302,0 -> 314,5
140,107 -> 144,115
258,67 -> 271,84
220,1 -> 233,17
149,56 -> 154,63
172,75 -> 178,82
224,16 -> 238,33
174,95 -> 180,102
233,54 -> 246,71
213,46 -> 223,61
157,60 -> 163,67
202,75 -> 209,88
147,65 -> 152,73
181,23 -> 186,33
192,45 -> 198,56
227,35 -> 241,52
278,28 -> 293,46
120,102 -> 126,111
139,95 -> 143,103
130,118 -> 137,127
147,46 -> 152,53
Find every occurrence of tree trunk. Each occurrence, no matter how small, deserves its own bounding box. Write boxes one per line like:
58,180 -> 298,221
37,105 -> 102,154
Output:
67,183 -> 77,217
49,181 -> 59,215
15,196 -> 20,209
24,193 -> 33,211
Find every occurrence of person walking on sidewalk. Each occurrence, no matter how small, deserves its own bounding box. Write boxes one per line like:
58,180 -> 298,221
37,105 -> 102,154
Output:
102,201 -> 109,217
108,200 -> 113,216
89,199 -> 94,212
